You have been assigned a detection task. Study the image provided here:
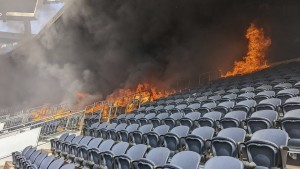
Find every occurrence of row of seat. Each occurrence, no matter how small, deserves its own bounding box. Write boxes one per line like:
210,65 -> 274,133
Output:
54,125 -> 289,168
12,145 -> 75,169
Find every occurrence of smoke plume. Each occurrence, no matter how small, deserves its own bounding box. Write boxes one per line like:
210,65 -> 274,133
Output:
1,0 -> 300,109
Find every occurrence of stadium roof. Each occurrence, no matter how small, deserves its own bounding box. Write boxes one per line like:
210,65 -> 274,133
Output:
0,0 -> 64,54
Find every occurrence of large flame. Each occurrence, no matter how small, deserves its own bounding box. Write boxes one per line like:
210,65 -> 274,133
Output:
85,83 -> 175,118
223,23 -> 271,77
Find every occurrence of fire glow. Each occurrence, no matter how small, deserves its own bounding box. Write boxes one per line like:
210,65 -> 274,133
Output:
223,23 -> 271,77
86,83 -> 175,116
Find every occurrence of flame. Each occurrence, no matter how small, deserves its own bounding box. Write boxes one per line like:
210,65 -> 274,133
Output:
85,83 -> 175,118
31,104 -> 70,121
223,23 -> 271,77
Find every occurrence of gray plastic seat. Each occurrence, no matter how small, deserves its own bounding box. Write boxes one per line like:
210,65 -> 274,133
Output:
164,126 -> 190,156
118,124 -> 139,142
108,123 -> 128,140
274,83 -> 293,93
211,128 -> 246,157
129,114 -> 146,124
240,87 -> 255,93
255,85 -> 273,93
276,88 -> 299,104
101,142 -> 130,169
83,122 -> 99,136
245,129 -> 288,168
282,96 -> 300,113
220,93 -> 237,103
50,133 -> 69,152
48,158 -> 64,169
12,145 -> 32,165
246,110 -> 278,134
220,111 -> 247,129
213,101 -> 235,116
55,134 -> 75,155
182,103 -> 201,114
99,123 -> 118,139
227,88 -> 239,94
68,136 -> 93,162
133,147 -> 170,169
204,156 -> 243,169
233,100 -> 257,116
138,113 -> 156,126
75,138 -> 103,166
158,151 -> 201,169
198,102 -> 217,116
21,150 -> 42,169
150,113 -> 169,128
94,123 -> 108,137
87,139 -> 115,168
145,125 -> 170,148
184,127 -> 214,155
197,111 -> 222,128
27,152 -> 48,169
236,92 -> 255,103
61,135 -> 84,159
114,144 -> 148,169
162,112 -> 183,129
130,124 -> 153,144
256,98 -> 281,111
38,156 -> 55,169
16,147 -> 37,168
280,110 -> 300,146
254,91 -> 275,103
179,112 -> 201,129
60,163 -> 75,169
159,105 -> 175,113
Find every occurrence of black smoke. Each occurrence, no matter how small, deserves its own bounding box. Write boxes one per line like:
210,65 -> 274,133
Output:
1,0 -> 300,109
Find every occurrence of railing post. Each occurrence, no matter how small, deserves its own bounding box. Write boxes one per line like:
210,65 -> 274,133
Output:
107,102 -> 113,124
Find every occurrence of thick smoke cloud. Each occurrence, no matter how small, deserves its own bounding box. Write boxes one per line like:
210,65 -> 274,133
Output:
1,0 -> 300,109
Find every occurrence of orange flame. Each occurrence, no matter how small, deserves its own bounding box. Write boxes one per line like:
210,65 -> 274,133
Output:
31,104 -> 70,121
223,23 -> 271,77
85,83 -> 175,117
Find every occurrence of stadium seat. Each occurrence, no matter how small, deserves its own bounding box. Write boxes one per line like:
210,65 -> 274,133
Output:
118,123 -> 139,142
50,133 -> 69,152
138,113 -> 156,126
219,111 -> 247,129
68,136 -> 93,162
130,124 -> 153,144
114,144 -> 148,169
98,123 -> 117,139
179,112 -> 201,129
244,129 -> 288,168
107,123 -> 128,140
280,109 -> 300,146
86,139 -> 115,168
282,96 -> 300,113
101,142 -> 130,169
156,151 -> 201,169
255,98 -> 281,111
149,113 -> 169,128
55,134 -> 75,156
163,126 -> 189,156
61,135 -> 84,159
75,138 -> 103,166
246,110 -> 278,134
204,156 -> 243,169
210,128 -> 246,157
197,111 -> 222,128
184,127 -> 215,155
213,101 -> 235,116
162,112 -> 183,129
132,147 -> 170,169
27,152 -> 48,169
145,125 -> 170,148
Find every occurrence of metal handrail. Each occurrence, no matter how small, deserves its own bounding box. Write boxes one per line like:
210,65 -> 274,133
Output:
0,110 -> 81,133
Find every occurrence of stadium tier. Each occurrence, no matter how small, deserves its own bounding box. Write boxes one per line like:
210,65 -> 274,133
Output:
8,60 -> 300,169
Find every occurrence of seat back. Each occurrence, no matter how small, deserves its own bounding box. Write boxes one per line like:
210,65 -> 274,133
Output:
39,156 -> 55,169
48,158 -> 64,169
169,151 -> 201,169
204,156 -> 243,169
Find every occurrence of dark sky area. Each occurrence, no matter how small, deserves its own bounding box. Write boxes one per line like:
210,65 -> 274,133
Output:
0,0 -> 300,109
